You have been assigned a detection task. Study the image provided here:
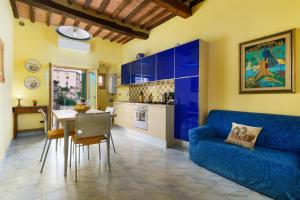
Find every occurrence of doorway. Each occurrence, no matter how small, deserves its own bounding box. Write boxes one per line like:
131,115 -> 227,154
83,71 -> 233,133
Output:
49,64 -> 98,127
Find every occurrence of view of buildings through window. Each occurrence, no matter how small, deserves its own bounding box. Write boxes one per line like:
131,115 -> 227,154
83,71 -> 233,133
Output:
52,67 -> 87,110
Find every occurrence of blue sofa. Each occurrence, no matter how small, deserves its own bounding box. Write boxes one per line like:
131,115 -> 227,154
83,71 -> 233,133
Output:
189,110 -> 300,200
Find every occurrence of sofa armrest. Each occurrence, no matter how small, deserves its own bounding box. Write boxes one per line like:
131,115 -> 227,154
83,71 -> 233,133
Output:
189,125 -> 216,144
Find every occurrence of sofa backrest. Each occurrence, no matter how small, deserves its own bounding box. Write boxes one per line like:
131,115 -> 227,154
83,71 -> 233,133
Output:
207,110 -> 300,155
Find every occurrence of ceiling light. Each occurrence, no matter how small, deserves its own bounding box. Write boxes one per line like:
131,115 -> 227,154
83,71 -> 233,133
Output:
56,26 -> 91,41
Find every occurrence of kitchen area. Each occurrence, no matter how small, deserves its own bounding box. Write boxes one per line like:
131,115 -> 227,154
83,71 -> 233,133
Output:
113,39 -> 208,148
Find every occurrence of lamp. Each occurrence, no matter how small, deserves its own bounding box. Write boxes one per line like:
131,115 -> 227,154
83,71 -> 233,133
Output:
16,94 -> 23,107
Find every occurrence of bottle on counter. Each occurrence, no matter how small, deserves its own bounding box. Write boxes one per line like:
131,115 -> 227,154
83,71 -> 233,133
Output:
148,93 -> 153,103
138,91 -> 144,103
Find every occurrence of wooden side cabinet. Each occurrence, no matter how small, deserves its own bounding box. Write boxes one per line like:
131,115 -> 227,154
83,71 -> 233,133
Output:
12,106 -> 48,139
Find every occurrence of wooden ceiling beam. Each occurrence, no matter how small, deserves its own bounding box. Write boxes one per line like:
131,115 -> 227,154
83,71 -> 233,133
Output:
74,19 -> 80,26
29,5 -> 35,23
93,27 -> 103,37
10,0 -> 19,19
60,15 -> 66,25
97,0 -> 109,13
190,0 -> 205,7
103,31 -> 113,40
46,11 -> 51,26
121,36 -> 133,44
67,0 -> 74,5
85,24 -> 92,31
142,9 -> 169,28
150,0 -> 191,18
118,36 -> 131,43
111,0 -> 131,19
134,5 -> 159,25
123,0 -> 150,22
147,13 -> 175,30
110,33 -> 122,42
17,0 -> 149,39
83,0 -> 92,9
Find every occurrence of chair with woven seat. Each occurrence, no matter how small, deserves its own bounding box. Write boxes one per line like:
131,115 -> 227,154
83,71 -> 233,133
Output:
38,109 -> 75,173
72,112 -> 111,182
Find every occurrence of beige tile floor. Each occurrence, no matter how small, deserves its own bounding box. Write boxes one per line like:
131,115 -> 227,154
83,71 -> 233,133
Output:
0,127 -> 272,200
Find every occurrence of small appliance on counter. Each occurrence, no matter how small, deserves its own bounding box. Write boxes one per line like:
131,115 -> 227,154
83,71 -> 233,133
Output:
138,91 -> 145,103
161,92 -> 174,105
166,92 -> 174,105
148,93 -> 153,103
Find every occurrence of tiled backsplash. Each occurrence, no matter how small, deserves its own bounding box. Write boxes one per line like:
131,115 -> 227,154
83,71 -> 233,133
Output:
129,80 -> 174,102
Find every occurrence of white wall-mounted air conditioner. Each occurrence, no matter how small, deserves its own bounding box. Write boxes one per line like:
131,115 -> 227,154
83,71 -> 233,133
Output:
58,36 -> 90,54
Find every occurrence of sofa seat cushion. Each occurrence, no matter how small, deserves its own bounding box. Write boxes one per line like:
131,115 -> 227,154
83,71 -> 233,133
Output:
190,137 -> 300,200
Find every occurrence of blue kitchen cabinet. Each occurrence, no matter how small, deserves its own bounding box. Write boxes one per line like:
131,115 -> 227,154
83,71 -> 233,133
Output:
130,60 -> 142,84
174,77 -> 199,141
157,48 -> 174,80
175,40 -> 199,78
142,55 -> 156,82
121,63 -> 130,85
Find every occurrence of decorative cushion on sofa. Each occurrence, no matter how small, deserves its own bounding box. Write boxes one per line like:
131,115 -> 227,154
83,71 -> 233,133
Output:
225,122 -> 262,149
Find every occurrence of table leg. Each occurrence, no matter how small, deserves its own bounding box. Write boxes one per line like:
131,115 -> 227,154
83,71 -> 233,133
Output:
13,113 -> 18,139
64,121 -> 70,177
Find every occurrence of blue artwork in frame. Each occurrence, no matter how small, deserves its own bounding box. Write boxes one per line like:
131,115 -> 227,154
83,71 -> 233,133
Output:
240,30 -> 295,93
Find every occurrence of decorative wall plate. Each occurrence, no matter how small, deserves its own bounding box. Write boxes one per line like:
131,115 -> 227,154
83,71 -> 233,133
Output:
24,77 -> 40,90
25,59 -> 41,73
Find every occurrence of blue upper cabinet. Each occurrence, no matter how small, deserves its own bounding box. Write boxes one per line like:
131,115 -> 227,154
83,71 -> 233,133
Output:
174,77 -> 199,141
175,40 -> 199,78
157,48 -> 174,80
130,60 -> 142,84
141,55 -> 156,82
121,63 -> 130,85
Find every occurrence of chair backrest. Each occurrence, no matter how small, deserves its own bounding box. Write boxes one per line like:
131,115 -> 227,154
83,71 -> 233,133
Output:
105,106 -> 115,114
75,112 -> 111,139
38,109 -> 48,135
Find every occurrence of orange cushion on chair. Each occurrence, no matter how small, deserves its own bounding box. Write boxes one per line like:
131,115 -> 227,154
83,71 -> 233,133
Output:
47,129 -> 64,139
47,129 -> 76,139
72,135 -> 107,146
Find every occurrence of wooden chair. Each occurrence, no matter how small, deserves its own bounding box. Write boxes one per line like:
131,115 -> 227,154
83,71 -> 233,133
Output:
38,109 -> 75,173
72,112 -> 112,182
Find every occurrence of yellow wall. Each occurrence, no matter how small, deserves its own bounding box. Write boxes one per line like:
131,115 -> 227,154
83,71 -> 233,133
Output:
0,0 -> 14,161
13,19 -> 123,130
123,0 -> 300,116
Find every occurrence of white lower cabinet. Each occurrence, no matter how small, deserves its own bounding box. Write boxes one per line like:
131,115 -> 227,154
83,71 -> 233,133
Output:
148,106 -> 166,140
114,102 -> 174,147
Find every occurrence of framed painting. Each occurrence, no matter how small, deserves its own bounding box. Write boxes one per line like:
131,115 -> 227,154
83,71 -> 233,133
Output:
0,38 -> 4,83
240,29 -> 295,93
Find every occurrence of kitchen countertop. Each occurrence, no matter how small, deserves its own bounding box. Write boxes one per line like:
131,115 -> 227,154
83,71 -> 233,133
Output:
114,101 -> 174,107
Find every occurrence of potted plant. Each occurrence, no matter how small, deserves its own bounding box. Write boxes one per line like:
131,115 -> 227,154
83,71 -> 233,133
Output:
32,99 -> 38,107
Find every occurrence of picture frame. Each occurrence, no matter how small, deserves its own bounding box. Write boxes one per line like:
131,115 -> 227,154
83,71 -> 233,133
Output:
239,29 -> 295,93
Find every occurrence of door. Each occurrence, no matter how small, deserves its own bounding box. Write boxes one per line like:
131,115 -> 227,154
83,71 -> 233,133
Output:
121,63 -> 131,85
175,40 -> 199,78
131,60 -> 142,84
174,77 -> 199,141
87,69 -> 97,109
142,55 -> 156,82
50,64 -> 88,127
157,48 -> 174,80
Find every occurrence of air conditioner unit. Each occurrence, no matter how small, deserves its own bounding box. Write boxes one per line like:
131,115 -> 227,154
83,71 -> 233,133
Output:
58,36 -> 90,53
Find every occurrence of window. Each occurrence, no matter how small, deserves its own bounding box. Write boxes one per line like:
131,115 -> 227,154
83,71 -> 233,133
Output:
98,73 -> 106,89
